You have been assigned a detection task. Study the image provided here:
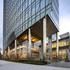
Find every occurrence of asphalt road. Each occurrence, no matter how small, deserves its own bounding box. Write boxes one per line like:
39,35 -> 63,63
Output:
0,60 -> 70,70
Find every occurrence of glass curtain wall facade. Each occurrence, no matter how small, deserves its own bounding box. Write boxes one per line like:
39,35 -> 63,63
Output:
3,0 -> 59,60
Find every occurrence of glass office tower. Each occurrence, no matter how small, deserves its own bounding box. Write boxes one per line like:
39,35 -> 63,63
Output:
3,0 -> 59,61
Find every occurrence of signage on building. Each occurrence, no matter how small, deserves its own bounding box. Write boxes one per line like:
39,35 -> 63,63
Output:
60,32 -> 70,39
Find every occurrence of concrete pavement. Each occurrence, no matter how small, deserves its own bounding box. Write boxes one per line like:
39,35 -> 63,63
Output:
0,60 -> 70,70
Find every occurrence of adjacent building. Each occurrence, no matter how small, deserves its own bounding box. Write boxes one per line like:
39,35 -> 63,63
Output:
3,0 -> 59,61
52,32 -> 70,61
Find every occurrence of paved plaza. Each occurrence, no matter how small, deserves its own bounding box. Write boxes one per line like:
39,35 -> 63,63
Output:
0,60 -> 70,70
48,61 -> 70,68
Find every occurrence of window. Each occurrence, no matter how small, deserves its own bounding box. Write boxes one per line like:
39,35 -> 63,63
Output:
36,1 -> 40,13
29,6 -> 31,18
29,0 -> 31,5
41,0 -> 45,9
26,8 -> 29,20
32,3 -> 35,15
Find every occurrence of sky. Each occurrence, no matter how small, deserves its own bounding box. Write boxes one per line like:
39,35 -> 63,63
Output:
0,0 -> 70,51
0,0 -> 3,51
59,0 -> 70,34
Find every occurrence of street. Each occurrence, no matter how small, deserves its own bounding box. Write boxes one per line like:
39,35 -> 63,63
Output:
0,60 -> 70,70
